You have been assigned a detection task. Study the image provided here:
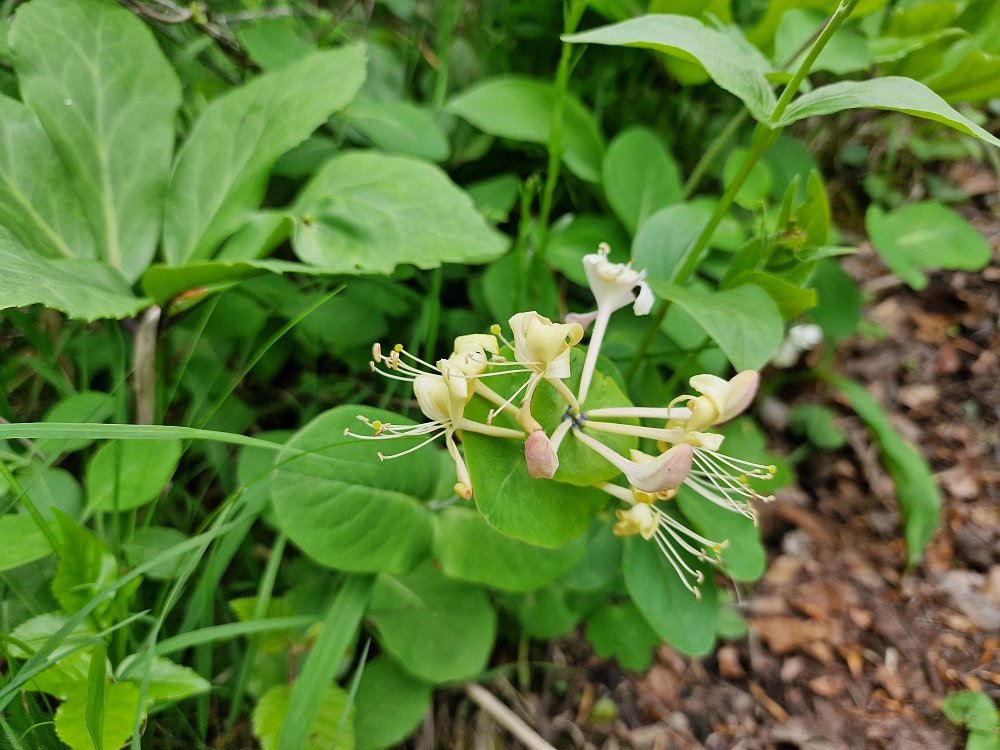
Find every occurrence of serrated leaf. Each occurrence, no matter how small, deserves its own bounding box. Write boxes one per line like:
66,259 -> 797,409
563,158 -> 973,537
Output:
10,0 -> 181,282
0,231 -> 147,320
368,560 -> 496,683
292,151 -> 507,274
775,77 -> 1000,146
163,45 -> 367,265
445,76 -> 605,182
270,406 -> 436,574
433,506 -> 586,592
565,16 -> 776,122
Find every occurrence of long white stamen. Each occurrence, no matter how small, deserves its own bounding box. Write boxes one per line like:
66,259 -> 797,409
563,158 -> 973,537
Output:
475,381 -> 520,418
377,430 -> 447,460
487,373 -> 535,425
586,406 -> 692,420
652,530 -> 701,598
653,527 -> 705,581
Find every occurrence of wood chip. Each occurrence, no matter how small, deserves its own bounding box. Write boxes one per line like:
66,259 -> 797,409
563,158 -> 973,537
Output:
755,617 -> 840,655
848,608 -> 873,629
717,645 -> 746,679
876,664 -> 906,701
808,675 -> 846,697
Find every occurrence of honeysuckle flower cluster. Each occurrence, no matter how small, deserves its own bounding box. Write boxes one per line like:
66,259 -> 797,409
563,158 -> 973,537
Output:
351,246 -> 776,598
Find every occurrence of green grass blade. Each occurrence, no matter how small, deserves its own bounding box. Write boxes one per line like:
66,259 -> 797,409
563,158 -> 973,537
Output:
153,616 -> 320,658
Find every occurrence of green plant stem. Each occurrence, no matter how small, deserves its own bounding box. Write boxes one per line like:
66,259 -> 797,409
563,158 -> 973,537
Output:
0,460 -> 61,557
681,109 -> 749,200
534,0 -> 587,265
431,0 -> 463,110
626,0 -> 860,382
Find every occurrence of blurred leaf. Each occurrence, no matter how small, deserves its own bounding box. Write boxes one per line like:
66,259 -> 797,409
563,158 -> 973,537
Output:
603,126 -> 682,234
923,42 -> 1000,102
566,16 -> 776,122
481,253 -> 559,323
789,403 -> 846,449
446,76 -> 605,182
85,440 -> 182,512
216,212 -> 297,262
163,45 -> 367,266
270,406 -> 436,574
560,517 -> 623,592
623,526 -> 718,656
54,681 -> 140,750
0,94 -> 96,261
809,258 -> 860,339
586,601 -> 659,670
725,271 -> 817,319
649,0 -> 732,23
724,147 -> 773,209
237,18 -> 314,71
142,258 -> 324,306
465,173 -> 520,223
253,684 -> 353,750
368,561 -> 496,682
774,78 -> 1000,146
37,392 -> 115,456
344,95 -> 450,162
117,655 -> 210,706
747,0 -> 888,48
10,0 -> 181,283
51,511 -> 116,616
354,656 -> 431,750
775,9 -> 873,74
0,514 -> 60,571
123,527 -> 192,582
632,202 -> 711,283
0,232 -> 147,320
433,506 -> 586,592
942,690 -> 1000,732
648,281 -> 784,370
866,202 -> 992,289
292,151 -> 508,274
830,377 -> 940,564
511,584 -> 581,638
548,214 -> 630,286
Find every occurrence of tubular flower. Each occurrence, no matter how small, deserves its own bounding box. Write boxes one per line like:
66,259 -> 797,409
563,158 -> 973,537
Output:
596,481 -> 728,599
572,429 -> 693,494
496,312 -> 584,431
350,342 -> 524,499
575,244 -> 655,405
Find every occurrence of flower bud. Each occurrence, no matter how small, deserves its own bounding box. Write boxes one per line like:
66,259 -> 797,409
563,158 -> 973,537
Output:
525,430 -> 559,479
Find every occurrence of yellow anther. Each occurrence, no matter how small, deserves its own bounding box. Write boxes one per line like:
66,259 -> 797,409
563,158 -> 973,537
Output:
393,343 -> 403,352
768,465 -> 777,474
738,475 -> 749,485
372,420 -> 382,431
490,324 -> 501,335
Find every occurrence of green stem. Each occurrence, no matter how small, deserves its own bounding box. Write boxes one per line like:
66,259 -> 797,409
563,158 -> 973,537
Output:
681,109 -> 749,200
0,461 -> 61,557
431,0 -> 463,110
626,0 -> 860,382
534,0 -> 587,265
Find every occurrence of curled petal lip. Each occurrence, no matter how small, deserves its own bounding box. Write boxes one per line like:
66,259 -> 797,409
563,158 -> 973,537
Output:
720,370 -> 759,423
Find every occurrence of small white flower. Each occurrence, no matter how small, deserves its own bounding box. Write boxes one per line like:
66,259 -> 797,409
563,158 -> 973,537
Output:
770,324 -> 823,368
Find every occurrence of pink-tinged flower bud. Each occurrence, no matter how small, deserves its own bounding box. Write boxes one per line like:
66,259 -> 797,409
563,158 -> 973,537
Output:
625,443 -> 693,493
525,430 -> 559,479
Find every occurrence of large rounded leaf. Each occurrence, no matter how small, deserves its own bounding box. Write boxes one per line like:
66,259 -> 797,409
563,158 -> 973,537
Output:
433,506 -> 586,592
292,151 -> 507,274
354,656 -> 431,750
271,406 -> 437,574
603,126 -> 682,235
623,529 -> 718,657
367,561 -> 496,682
85,439 -> 182,512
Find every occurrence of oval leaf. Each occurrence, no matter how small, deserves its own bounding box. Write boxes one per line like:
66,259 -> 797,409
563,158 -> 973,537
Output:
354,656 -> 431,750
603,126 -> 682,235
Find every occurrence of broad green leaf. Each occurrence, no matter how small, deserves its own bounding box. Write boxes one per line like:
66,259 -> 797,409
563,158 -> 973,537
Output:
481,253 -> 560,325
163,45 -> 367,266
560,517 -> 623,592
789,404 -> 846,449
675,485 -> 765,582
10,0 -> 181,282
0,514 -> 60,571
0,231 -> 147,320
513,584 -> 582,638
623,529 -> 718,656
465,173 -> 520,224
432,506 -> 587,592
51,512 -> 117,616
85,440 -> 182,512
354,656 -> 431,750
775,9 -> 873,74
631,202 -> 712,282
292,151 -> 508,274
649,0 -> 732,24
54,681 -> 141,750
603,126 -> 682,235
775,77 -> 1000,146
725,271 -> 817,319
279,575 -> 371,750
809,258 -> 860,339
270,406 -> 436,574
344,95 -> 451,162
923,43 -> 1000,102
0,94 -> 95,261
8,613 -> 99,699
237,18 -> 314,72
586,601 -> 660,670
463,348 -> 631,546
253,684 -> 353,750
445,76 -> 605,182
747,0 -> 888,49
117,655 -> 211,705
123,527 -> 192,581
37,392 -> 115,456
142,258 -> 325,306
565,16 -> 776,123
547,214 -> 630,286
831,377 -> 940,564
648,280 -> 784,370
865,202 -> 992,290
216,211 -> 297,262
14,466 -> 82,521
368,560 -> 496,682
942,691 -> 1000,732
229,596 -> 297,654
